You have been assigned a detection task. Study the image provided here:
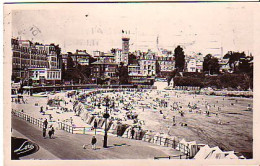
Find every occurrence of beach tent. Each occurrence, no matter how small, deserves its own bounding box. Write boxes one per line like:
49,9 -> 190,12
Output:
238,155 -> 246,159
90,117 -> 100,126
98,119 -> 105,128
189,143 -> 206,158
122,127 -> 131,138
176,139 -> 187,151
207,150 -> 239,159
194,146 -> 236,159
223,151 -> 239,159
87,115 -> 95,124
80,110 -> 89,121
194,145 -> 211,159
205,146 -> 223,159
107,120 -> 114,131
108,122 -> 118,133
185,141 -> 198,157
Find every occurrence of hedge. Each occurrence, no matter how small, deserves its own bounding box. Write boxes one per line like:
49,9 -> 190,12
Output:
173,73 -> 253,90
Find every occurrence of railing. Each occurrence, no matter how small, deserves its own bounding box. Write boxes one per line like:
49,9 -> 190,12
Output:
58,122 -> 74,133
12,109 -> 191,158
123,129 -> 191,158
72,126 -> 88,134
12,110 -> 44,128
154,154 -> 189,160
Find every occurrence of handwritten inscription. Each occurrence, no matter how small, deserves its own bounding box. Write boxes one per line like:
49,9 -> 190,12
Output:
30,25 -> 41,36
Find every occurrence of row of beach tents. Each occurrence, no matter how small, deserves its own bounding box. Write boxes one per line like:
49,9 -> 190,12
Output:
177,138 -> 246,159
70,90 -> 247,159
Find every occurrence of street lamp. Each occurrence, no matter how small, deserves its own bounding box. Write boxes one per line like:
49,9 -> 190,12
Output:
103,96 -> 110,148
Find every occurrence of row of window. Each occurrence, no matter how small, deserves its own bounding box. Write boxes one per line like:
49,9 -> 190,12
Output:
143,65 -> 155,70
11,46 -> 48,54
159,61 -> 174,65
106,72 -> 116,77
47,71 -> 61,79
144,71 -> 155,75
161,66 -> 174,70
143,60 -> 156,65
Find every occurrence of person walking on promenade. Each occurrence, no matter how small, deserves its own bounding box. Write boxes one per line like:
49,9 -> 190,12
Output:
43,119 -> 48,129
91,136 -> 97,150
94,119 -> 98,135
48,125 -> 54,139
131,127 -> 135,139
51,126 -> 55,138
43,127 -> 46,138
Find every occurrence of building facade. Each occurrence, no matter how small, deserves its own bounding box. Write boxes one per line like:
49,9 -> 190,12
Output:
156,55 -> 175,77
73,49 -> 91,66
11,38 -> 61,84
91,54 -> 119,84
28,68 -> 62,85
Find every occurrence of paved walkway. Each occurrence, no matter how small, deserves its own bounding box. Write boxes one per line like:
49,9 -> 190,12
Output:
12,116 -> 180,160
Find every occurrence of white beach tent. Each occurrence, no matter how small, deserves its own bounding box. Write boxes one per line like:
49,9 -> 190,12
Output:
224,151 -> 239,159
185,141 -> 199,157
205,146 -> 223,159
176,138 -> 187,151
194,145 -> 212,159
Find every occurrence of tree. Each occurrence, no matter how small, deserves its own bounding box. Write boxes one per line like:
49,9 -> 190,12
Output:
128,53 -> 138,65
167,68 -> 181,86
208,57 -> 220,75
238,56 -> 252,73
111,48 -> 116,54
174,46 -> 185,71
224,51 -> 246,72
203,54 -> 220,74
203,54 -> 212,72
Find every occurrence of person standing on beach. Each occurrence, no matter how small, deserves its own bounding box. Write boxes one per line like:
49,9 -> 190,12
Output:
91,136 -> 97,150
172,116 -> 176,126
40,106 -> 43,113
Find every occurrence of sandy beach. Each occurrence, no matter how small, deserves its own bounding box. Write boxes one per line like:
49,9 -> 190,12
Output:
12,88 -> 253,157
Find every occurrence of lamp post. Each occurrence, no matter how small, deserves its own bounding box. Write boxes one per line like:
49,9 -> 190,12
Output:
103,96 -> 110,148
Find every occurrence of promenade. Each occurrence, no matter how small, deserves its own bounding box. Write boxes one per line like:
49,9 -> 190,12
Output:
12,115 -> 180,159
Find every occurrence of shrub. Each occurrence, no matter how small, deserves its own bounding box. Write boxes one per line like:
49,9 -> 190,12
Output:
173,73 -> 252,90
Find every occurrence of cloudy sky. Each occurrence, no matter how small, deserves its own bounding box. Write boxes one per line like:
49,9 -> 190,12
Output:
11,3 -> 256,56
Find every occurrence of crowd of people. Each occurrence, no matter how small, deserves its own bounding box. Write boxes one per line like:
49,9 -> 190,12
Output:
12,87 -> 252,153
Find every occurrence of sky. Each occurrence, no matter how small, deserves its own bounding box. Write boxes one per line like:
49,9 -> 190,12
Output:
11,3 -> 256,56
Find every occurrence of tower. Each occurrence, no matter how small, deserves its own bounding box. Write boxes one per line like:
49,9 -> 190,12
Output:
121,37 -> 130,65
122,37 -> 130,54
